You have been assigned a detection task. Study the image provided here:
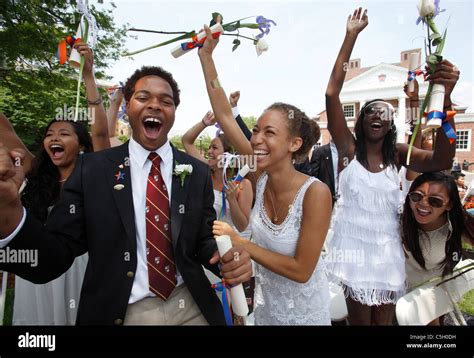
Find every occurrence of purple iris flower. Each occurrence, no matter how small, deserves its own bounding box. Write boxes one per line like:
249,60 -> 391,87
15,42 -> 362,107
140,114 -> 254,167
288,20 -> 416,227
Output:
255,16 -> 277,39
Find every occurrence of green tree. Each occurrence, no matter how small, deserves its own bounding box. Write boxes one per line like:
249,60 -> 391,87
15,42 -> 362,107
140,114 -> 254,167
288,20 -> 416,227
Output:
242,115 -> 257,130
169,134 -> 185,151
0,0 -> 127,151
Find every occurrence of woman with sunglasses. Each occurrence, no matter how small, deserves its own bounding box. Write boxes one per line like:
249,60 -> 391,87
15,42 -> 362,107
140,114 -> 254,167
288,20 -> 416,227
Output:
402,172 -> 474,325
325,8 -> 459,325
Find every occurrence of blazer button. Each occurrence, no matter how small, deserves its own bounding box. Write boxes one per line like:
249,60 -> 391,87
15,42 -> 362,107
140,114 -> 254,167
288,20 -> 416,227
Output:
127,271 -> 134,278
114,318 -> 123,326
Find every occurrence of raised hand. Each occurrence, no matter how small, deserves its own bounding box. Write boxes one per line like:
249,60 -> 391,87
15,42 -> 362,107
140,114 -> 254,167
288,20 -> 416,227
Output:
198,14 -> 222,58
427,59 -> 460,103
225,180 -> 239,205
404,78 -> 419,100
73,41 -> 94,76
346,7 -> 368,35
202,110 -> 216,126
229,91 -> 240,108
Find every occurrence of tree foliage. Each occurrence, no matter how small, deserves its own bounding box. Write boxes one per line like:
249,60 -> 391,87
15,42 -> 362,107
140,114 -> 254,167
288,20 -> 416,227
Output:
0,0 -> 127,150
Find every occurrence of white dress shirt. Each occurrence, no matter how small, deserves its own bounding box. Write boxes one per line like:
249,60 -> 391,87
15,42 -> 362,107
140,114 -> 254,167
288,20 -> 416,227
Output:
128,137 -> 183,304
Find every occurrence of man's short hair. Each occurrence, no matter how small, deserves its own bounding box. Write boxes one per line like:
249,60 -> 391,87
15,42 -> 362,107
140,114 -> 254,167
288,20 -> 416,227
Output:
124,66 -> 181,107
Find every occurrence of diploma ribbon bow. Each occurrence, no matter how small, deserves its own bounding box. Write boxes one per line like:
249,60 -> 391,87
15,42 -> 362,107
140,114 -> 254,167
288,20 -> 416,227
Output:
180,30 -> 222,51
424,110 -> 457,144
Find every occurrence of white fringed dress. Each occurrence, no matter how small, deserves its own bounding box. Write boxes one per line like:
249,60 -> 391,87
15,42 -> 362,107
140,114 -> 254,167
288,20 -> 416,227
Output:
325,159 -> 406,305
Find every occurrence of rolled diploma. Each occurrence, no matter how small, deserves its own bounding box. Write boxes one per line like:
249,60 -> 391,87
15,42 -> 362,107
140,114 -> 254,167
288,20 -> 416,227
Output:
408,53 -> 420,93
233,164 -> 250,185
215,235 -> 249,316
69,16 -> 86,68
171,23 -> 224,58
426,83 -> 445,128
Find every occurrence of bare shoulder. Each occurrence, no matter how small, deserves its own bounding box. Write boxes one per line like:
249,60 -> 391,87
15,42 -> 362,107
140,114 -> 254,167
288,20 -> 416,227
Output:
302,178 -> 332,210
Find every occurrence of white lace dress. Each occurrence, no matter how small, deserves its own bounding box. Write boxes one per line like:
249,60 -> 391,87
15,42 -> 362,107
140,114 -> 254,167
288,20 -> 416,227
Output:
251,173 -> 331,325
325,159 -> 406,305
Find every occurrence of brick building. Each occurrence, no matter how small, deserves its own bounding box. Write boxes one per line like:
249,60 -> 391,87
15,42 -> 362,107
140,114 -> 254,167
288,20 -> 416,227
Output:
316,49 -> 474,172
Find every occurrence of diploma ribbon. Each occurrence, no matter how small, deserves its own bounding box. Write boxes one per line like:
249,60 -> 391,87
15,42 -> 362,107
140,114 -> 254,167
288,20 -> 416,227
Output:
407,69 -> 427,82
180,31 -> 222,51
57,36 -> 81,64
211,280 -> 234,326
425,110 -> 457,144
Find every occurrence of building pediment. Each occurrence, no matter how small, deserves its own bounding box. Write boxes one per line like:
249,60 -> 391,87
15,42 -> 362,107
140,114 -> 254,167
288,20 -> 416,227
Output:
343,63 -> 415,92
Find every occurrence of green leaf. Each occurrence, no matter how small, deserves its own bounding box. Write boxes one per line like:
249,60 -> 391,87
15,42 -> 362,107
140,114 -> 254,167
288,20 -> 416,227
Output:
430,32 -> 441,45
426,54 -> 439,65
436,28 -> 448,54
223,21 -> 241,32
232,39 -> 241,52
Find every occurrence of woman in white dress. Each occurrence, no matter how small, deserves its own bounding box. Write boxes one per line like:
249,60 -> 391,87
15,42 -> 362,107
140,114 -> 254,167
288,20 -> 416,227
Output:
198,22 -> 333,325
181,110 -> 253,238
324,8 -> 459,325
0,42 -> 110,325
402,171 -> 474,325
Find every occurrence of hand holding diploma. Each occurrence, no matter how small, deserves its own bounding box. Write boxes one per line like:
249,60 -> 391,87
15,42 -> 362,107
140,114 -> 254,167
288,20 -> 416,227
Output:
210,234 -> 250,317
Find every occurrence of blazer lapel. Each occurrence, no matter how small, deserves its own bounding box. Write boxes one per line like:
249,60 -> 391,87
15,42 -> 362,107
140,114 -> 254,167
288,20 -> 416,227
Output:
170,146 -> 191,249
104,141 -> 137,248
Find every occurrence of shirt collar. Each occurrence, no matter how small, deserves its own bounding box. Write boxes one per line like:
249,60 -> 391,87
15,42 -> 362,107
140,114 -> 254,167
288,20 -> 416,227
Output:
129,136 -> 173,168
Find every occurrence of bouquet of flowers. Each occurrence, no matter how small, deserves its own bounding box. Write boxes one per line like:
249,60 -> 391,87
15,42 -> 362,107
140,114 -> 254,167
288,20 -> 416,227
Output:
122,13 -> 276,58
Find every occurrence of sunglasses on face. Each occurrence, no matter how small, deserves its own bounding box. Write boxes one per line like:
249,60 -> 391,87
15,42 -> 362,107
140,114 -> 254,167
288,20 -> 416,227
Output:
364,106 -> 394,121
408,191 -> 447,208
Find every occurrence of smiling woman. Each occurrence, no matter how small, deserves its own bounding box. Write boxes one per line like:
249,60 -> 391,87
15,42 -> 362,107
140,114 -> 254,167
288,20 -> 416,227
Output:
324,7 -> 459,326
402,171 -> 474,325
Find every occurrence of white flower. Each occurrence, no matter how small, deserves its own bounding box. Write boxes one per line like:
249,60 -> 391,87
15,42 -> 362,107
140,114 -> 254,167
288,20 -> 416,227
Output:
255,38 -> 269,57
173,163 -> 193,186
417,0 -> 436,18
174,164 -> 193,174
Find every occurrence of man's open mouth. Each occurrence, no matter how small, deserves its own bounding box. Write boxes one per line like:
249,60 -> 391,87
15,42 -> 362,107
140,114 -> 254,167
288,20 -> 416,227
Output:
143,117 -> 163,140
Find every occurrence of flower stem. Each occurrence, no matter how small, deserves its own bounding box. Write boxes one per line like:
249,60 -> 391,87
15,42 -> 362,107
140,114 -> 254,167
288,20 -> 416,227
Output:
127,28 -> 188,35
122,31 -> 195,56
221,33 -> 255,42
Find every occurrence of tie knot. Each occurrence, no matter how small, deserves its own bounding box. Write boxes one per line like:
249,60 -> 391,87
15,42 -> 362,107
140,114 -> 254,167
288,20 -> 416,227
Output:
148,152 -> 161,165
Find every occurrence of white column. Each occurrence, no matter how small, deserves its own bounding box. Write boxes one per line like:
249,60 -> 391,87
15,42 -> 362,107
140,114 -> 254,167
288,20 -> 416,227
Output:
397,97 -> 406,143
359,100 -> 366,114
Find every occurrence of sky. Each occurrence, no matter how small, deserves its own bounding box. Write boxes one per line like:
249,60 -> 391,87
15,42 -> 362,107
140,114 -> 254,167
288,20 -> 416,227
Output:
97,0 -> 473,136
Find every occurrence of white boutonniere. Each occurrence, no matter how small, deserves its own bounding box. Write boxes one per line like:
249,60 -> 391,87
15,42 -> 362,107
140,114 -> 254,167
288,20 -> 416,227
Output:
173,162 -> 193,187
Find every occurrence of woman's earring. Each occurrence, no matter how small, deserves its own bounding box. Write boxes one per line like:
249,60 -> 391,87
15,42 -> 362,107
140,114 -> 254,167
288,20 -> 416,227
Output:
79,150 -> 84,155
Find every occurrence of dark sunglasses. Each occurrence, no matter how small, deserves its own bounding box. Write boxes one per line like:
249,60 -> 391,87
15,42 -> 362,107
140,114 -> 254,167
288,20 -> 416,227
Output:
364,105 -> 394,121
408,191 -> 446,208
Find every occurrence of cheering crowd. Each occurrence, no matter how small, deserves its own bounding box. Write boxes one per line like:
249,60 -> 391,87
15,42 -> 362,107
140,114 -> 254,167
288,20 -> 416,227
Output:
0,8 -> 472,326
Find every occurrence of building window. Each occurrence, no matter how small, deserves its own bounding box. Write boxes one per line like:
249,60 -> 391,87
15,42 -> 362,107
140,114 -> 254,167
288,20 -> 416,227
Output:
404,53 -> 408,61
343,104 -> 355,119
456,129 -> 471,151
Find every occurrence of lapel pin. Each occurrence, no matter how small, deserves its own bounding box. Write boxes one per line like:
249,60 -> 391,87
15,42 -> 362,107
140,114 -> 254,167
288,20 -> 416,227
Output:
114,184 -> 125,191
115,171 -> 125,180
119,164 -> 124,169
